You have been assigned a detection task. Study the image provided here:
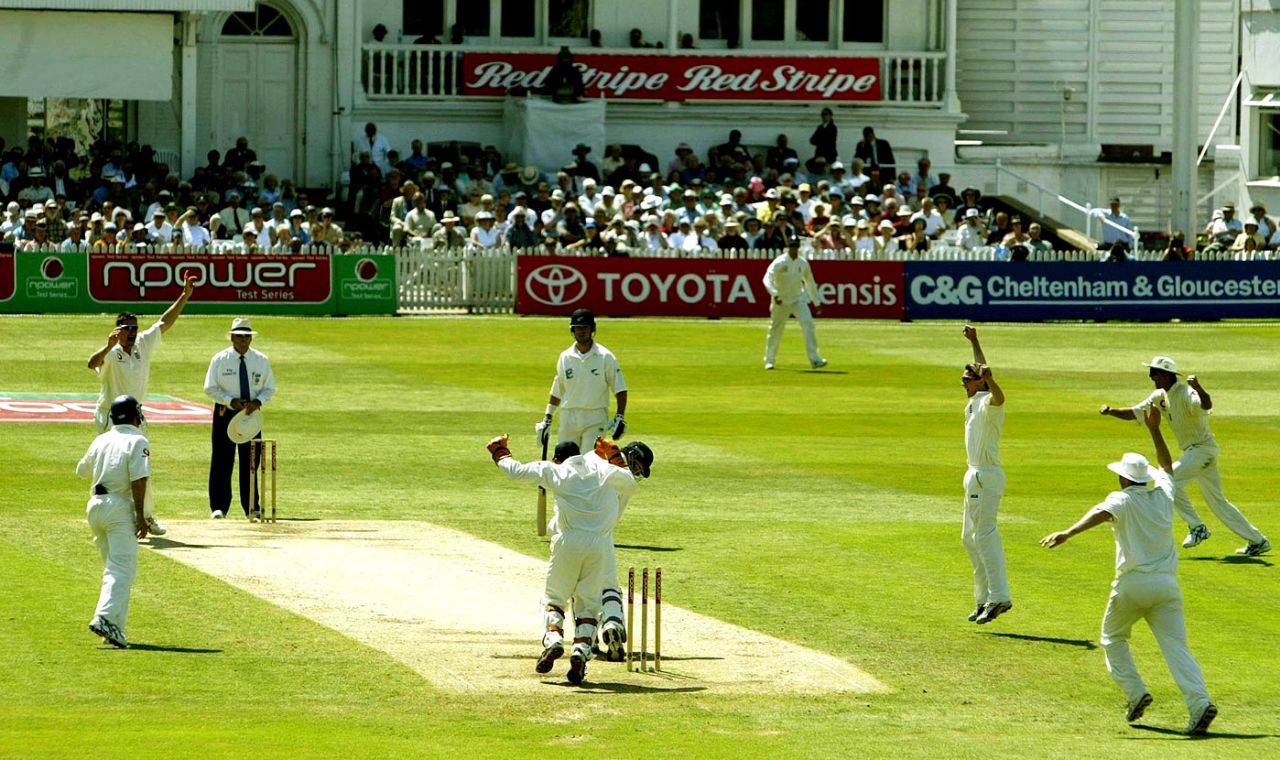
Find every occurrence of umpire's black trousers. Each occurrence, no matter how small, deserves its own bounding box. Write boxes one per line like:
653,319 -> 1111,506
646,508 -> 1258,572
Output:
209,404 -> 260,516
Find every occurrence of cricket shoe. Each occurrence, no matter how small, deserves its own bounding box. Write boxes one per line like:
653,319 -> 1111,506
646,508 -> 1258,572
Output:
967,604 -> 985,623
975,601 -> 1012,624
211,510 -> 225,519
764,363 -> 775,370
1183,703 -> 1217,735
89,617 -> 129,649
1125,693 -> 1153,723
1182,524 -> 1210,549
567,653 -> 588,685
1236,538 -> 1271,557
811,358 -> 828,369
145,516 -> 167,536
535,643 -> 564,674
600,624 -> 628,662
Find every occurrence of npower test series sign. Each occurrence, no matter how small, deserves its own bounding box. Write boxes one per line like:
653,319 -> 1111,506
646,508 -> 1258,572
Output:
91,251 -> 331,303
516,257 -> 904,318
464,53 -> 881,101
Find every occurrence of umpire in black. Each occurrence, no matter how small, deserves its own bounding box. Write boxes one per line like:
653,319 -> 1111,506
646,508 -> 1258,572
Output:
203,318 -> 277,518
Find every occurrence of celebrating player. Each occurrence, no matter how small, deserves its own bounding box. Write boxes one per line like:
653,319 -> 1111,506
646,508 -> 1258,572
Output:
487,434 -> 654,685
86,274 -> 196,536
536,308 -> 628,452
76,395 -> 151,649
1099,356 -> 1270,556
960,325 -> 1012,624
1041,407 -> 1217,735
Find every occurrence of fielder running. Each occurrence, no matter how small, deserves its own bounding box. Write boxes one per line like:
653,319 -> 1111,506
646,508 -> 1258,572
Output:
1041,407 -> 1217,736
960,325 -> 1012,624
86,275 -> 195,536
77,395 -> 151,650
536,308 -> 628,453
762,238 -> 827,370
487,434 -> 654,685
1100,356 -> 1270,556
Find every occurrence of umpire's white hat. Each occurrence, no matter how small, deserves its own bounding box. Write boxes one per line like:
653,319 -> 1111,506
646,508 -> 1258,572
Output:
229,317 -> 259,338
1107,452 -> 1155,483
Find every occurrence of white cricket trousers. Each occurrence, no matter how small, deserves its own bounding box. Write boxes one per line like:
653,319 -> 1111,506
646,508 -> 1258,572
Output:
558,408 -> 610,452
961,466 -> 1010,605
544,529 -> 615,622
86,494 -> 139,633
1172,441 -> 1265,542
764,301 -> 822,366
1100,571 -> 1212,718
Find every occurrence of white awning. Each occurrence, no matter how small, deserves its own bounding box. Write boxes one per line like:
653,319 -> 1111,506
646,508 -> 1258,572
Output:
0,1 -> 252,10
1243,91 -> 1280,108
0,12 -> 174,100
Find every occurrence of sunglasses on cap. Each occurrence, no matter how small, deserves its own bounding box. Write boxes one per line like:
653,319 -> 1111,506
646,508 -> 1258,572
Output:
119,324 -> 139,332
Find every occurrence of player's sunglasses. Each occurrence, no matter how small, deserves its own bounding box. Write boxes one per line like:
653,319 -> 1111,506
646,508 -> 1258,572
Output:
119,325 -> 139,332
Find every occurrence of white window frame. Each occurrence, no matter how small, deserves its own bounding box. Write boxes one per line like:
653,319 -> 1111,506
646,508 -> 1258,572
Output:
721,0 -> 885,51
545,0 -> 592,47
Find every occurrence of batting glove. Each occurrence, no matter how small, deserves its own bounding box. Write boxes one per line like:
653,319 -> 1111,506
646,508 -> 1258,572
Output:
487,435 -> 511,463
611,413 -> 626,439
535,415 -> 552,447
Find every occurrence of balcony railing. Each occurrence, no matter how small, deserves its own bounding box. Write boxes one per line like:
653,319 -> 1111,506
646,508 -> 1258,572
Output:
358,45 -> 948,106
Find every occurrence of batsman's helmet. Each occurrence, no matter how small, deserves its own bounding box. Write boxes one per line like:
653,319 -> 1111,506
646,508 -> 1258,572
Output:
109,395 -> 143,426
569,308 -> 596,331
553,441 -> 581,462
621,441 -> 654,478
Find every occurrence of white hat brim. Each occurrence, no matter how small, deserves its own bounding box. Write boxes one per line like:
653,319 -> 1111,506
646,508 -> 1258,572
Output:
1106,461 -> 1154,483
226,409 -> 264,444
228,330 -> 259,338
1141,361 -> 1179,374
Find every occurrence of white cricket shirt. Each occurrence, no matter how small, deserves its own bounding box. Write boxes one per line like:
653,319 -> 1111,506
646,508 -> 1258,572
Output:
76,424 -> 151,498
550,341 -> 626,411
964,391 -> 1003,468
763,253 -> 820,306
204,346 -> 277,407
95,323 -> 163,418
498,451 -> 636,535
1130,382 -> 1212,449
1098,469 -> 1177,576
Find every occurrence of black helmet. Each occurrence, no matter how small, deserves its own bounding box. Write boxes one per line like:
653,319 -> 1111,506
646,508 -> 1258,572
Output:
109,395 -> 143,426
569,308 -> 596,330
621,441 -> 654,478
553,441 -> 581,462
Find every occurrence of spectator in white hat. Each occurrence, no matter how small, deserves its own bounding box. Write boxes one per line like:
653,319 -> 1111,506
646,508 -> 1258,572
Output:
872,219 -> 899,257
957,207 -> 984,250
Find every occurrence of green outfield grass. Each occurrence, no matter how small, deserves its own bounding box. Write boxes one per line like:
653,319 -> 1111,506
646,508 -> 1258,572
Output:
1,314 -> 1277,759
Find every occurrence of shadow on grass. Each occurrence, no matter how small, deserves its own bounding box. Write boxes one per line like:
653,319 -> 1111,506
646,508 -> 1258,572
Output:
128,643 -> 222,654
546,680 -> 707,694
615,544 -> 681,552
980,632 -> 1097,650
145,537 -> 229,550
1187,555 -> 1273,567
801,370 -> 849,375
1128,724 -> 1276,740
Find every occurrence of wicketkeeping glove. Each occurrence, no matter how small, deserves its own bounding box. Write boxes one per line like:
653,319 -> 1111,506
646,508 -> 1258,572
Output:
593,437 -> 626,468
535,414 -> 552,447
611,413 -> 626,439
487,435 -> 511,464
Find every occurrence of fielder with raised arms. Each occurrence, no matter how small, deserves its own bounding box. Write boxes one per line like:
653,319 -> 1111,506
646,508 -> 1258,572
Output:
86,275 -> 196,536
487,434 -> 654,685
960,325 -> 1012,625
1099,356 -> 1270,556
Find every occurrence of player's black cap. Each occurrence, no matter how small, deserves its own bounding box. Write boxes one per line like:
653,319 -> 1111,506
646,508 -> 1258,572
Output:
569,308 -> 596,330
553,441 -> 580,462
621,441 -> 653,478
109,395 -> 143,426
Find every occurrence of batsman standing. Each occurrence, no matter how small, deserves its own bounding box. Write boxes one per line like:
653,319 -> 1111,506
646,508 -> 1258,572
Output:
86,275 -> 196,536
960,325 -> 1012,624
536,308 -> 628,453
1041,408 -> 1217,735
77,395 -> 151,649
1099,356 -> 1269,556
487,434 -> 654,685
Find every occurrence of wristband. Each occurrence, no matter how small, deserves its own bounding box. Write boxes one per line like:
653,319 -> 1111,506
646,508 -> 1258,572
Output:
545,403 -> 556,417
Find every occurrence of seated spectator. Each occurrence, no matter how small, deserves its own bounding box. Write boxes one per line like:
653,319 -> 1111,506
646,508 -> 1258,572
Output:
894,171 -> 915,203
1232,220 -> 1266,251
469,211 -> 502,248
953,187 -> 983,224
566,220 -> 608,253
1000,216 -> 1029,247
985,211 -> 1011,245
1025,223 -> 1053,255
398,192 -> 437,248
506,207 -> 539,248
1101,240 -> 1129,262
244,207 -> 272,250
929,173 -> 957,204
756,216 -> 789,250
872,220 -> 899,256
146,208 -> 173,244
431,212 -> 466,249
957,208 -> 984,249
815,219 -> 848,252
684,219 -> 717,252
717,219 -> 748,250
1208,203 -> 1243,247
1247,203 -> 1275,243
902,217 -> 931,253
807,203 -> 830,234
912,197 -> 946,239
852,219 -> 875,255
1163,231 -> 1192,261
766,135 -> 798,172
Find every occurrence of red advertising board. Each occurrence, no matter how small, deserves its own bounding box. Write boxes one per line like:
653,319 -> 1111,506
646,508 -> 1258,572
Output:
516,256 -> 904,319
0,250 -> 13,302
464,53 -> 881,102
88,251 -> 332,304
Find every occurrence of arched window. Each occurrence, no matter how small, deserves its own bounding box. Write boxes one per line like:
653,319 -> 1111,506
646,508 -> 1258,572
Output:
222,4 -> 295,39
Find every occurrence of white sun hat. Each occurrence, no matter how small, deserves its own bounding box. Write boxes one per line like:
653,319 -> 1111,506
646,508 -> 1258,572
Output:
228,317 -> 258,338
226,408 -> 264,444
1107,452 -> 1155,483
1142,356 -> 1180,375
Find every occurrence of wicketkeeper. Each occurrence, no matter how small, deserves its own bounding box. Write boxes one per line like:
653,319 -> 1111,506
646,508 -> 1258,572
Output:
487,434 -> 654,685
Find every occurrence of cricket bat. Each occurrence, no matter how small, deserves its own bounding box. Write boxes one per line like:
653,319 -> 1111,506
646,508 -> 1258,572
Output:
536,435 -> 548,536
